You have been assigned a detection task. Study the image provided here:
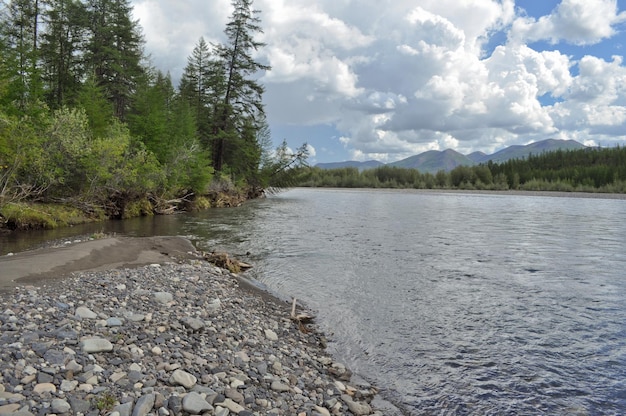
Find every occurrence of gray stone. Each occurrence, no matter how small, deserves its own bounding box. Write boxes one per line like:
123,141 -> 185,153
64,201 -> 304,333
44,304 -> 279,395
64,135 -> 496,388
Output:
51,399 -> 71,414
264,329 -> 278,341
33,383 -> 56,394
225,388 -> 244,403
127,314 -> 145,322
169,369 -> 197,389
37,372 -> 54,384
66,360 -> 83,372
114,401 -> 133,416
69,397 -> 91,413
342,394 -> 372,416
80,338 -> 113,353
217,398 -> 245,414
132,393 -> 155,416
167,396 -> 183,414
255,362 -> 268,375
153,292 -> 173,304
314,405 -> 331,416
206,298 -> 221,314
75,306 -> 98,319
60,380 -> 78,392
214,408 -> 229,416
106,317 -> 124,327
43,349 -> 66,365
270,381 -> 290,392
182,392 -> 212,414
181,317 -> 205,331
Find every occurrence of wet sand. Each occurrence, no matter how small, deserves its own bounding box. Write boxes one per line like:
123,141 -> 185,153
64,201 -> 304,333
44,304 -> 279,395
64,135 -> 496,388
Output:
0,236 -> 198,289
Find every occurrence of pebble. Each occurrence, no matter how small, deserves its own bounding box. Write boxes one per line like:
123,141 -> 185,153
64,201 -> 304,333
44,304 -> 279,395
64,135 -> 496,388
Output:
0,260 -> 392,416
182,392 -> 212,414
169,369 -> 197,389
80,338 -> 113,353
51,398 -> 71,413
264,328 -> 279,341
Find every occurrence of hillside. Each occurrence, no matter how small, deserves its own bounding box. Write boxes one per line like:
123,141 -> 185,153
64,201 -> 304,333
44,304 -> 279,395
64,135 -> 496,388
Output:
389,149 -> 474,174
315,139 -> 588,173
315,160 -> 384,171
472,139 -> 587,164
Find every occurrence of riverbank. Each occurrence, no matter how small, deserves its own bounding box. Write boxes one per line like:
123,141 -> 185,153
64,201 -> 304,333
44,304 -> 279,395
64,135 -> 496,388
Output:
0,188 -> 254,232
0,238 -> 403,415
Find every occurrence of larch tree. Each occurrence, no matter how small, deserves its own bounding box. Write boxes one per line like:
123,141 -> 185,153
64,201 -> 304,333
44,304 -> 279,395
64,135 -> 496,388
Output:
211,0 -> 270,174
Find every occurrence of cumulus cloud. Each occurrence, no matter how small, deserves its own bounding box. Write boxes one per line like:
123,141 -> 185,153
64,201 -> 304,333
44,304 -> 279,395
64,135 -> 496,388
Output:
132,0 -> 626,162
511,0 -> 626,45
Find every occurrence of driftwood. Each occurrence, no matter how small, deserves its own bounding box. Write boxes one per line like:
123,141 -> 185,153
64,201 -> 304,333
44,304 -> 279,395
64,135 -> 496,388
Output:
290,298 -> 315,332
204,251 -> 252,274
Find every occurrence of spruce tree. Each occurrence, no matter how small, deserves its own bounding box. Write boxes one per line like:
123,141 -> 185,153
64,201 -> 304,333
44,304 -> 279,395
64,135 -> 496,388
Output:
179,37 -> 223,150
40,0 -> 89,108
0,0 -> 44,113
85,0 -> 144,120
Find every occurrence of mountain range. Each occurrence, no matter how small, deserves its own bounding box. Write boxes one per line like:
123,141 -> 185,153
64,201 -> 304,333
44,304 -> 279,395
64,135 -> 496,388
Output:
315,139 -> 587,174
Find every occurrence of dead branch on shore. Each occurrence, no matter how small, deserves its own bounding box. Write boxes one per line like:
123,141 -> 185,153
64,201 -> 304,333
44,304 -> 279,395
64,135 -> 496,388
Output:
291,297 -> 315,332
151,192 -> 195,214
204,251 -> 252,274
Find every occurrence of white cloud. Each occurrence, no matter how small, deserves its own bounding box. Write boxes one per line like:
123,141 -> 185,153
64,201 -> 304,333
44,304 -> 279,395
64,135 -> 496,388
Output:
132,0 -> 626,162
306,143 -> 317,157
511,0 -> 626,45
548,55 -> 626,136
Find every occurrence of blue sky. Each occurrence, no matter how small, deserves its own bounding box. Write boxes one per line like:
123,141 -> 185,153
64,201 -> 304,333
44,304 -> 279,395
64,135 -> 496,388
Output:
132,0 -> 626,164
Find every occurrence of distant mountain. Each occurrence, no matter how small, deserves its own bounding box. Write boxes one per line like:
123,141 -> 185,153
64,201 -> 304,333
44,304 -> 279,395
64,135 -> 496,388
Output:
467,151 -> 487,163
315,139 -> 588,174
315,160 -> 384,171
472,139 -> 587,164
389,149 -> 474,174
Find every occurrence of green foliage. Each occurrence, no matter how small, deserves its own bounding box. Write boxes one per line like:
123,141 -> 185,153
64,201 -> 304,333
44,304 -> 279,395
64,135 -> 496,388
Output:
0,202 -> 99,230
76,76 -> 114,137
258,140 -> 310,188
0,0 -> 302,229
209,0 -> 271,174
94,390 -> 117,412
85,0 -> 145,119
40,0 -> 89,108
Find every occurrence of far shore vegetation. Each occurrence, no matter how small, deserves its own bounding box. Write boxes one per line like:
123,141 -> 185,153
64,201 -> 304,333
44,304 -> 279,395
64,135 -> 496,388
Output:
297,146 -> 626,194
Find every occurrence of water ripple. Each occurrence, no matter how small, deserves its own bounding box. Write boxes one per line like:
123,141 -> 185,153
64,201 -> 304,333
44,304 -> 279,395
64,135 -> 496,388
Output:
132,189 -> 626,415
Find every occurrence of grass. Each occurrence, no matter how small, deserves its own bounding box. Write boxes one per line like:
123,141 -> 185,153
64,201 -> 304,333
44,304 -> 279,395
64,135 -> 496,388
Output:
0,202 -> 104,230
94,390 -> 117,413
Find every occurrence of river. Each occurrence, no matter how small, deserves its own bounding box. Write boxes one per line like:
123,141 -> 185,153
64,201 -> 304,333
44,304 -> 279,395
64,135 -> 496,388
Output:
2,188 -> 626,415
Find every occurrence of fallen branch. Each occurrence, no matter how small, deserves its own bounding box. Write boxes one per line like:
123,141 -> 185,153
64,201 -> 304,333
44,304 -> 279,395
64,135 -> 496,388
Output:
204,251 -> 252,274
290,297 -> 315,327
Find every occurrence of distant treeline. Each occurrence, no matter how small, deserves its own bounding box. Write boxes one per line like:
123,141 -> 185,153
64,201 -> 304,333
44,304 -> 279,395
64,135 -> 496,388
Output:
298,147 -> 626,193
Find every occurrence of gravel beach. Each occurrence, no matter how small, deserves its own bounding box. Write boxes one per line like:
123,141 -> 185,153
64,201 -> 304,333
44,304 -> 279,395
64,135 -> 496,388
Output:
0,240 -> 403,415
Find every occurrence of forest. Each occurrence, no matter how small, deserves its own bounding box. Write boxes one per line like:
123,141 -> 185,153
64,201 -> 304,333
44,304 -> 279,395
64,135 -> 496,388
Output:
299,146 -> 626,193
0,0 -> 307,230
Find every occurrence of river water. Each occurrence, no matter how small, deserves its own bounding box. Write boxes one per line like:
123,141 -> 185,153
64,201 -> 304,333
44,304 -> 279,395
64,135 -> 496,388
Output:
2,188 -> 626,415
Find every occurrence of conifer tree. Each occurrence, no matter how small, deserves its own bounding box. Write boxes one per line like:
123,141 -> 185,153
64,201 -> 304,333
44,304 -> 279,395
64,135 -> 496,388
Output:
85,0 -> 144,120
179,37 -> 223,150
0,0 -> 44,113
39,0 -> 88,108
212,0 -> 270,173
